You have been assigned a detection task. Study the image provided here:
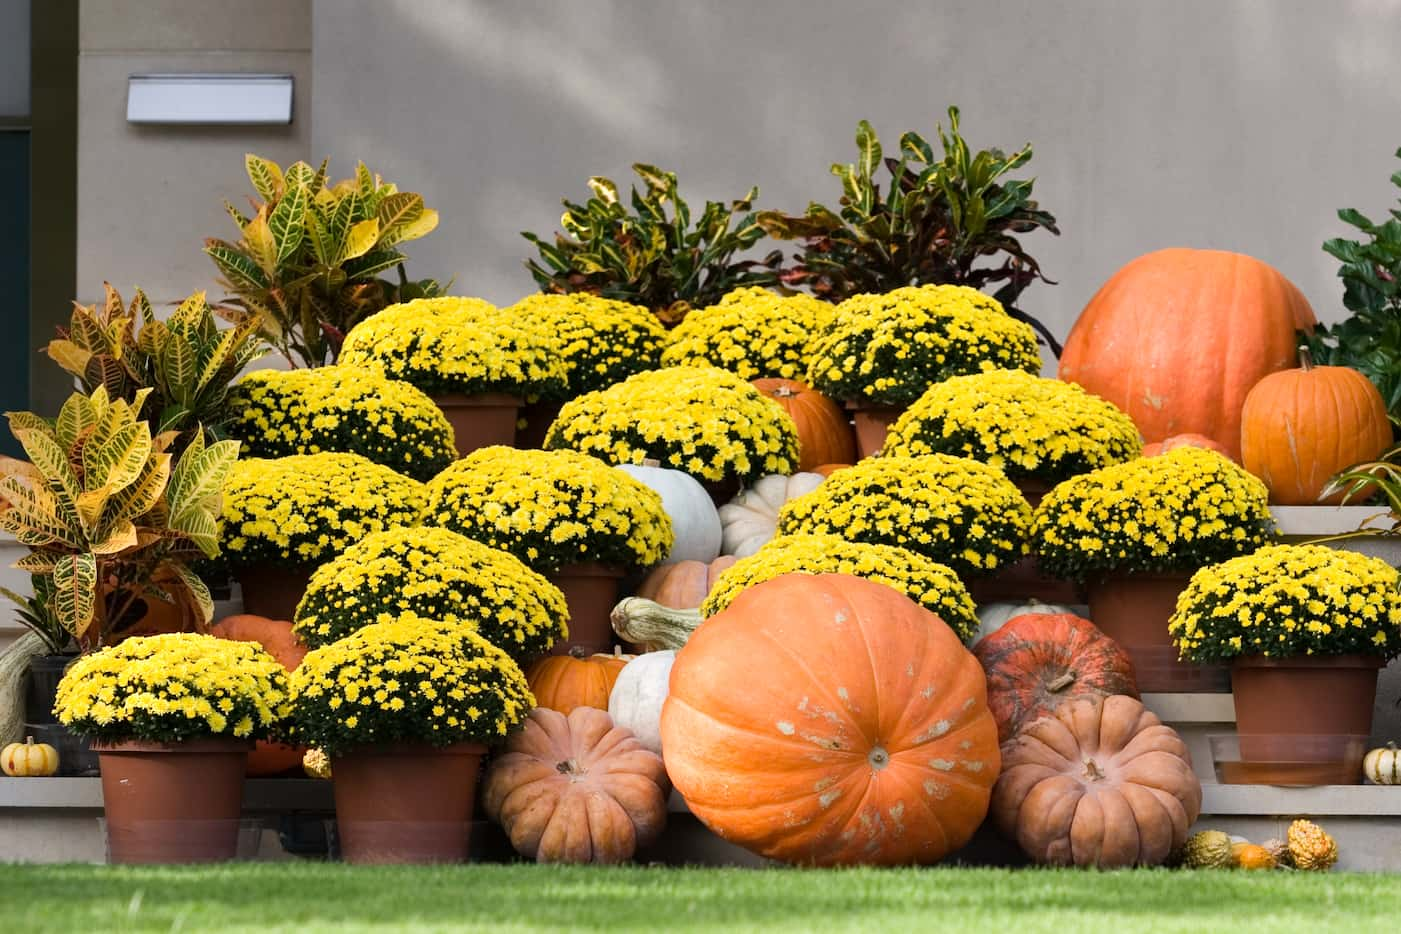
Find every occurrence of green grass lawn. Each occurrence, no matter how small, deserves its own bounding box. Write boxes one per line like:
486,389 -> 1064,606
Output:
3,864 -> 1401,933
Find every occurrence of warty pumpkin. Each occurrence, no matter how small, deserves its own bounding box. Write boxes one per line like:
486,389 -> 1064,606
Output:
1140,433 -> 1231,459
991,694 -> 1201,868
615,462 -> 722,563
1240,348 -> 1391,505
608,651 -> 675,755
753,378 -> 857,471
974,613 -> 1139,743
634,556 -> 737,611
1059,248 -> 1317,460
718,473 -> 825,557
661,573 -> 1000,866
525,646 -> 633,714
482,706 -> 669,863
210,614 -> 308,776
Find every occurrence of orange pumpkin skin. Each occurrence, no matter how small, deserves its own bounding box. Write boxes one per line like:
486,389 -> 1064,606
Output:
210,615 -> 308,776
482,706 -> 669,863
992,695 -> 1201,868
1060,248 -> 1317,460
974,614 -> 1139,743
754,378 -> 857,471
661,573 -> 999,866
811,463 -> 853,477
1240,358 -> 1391,505
635,556 -> 738,610
1140,433 -> 1231,459
526,650 -> 633,715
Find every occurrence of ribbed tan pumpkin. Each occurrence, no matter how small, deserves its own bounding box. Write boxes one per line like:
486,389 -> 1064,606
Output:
662,573 -> 999,866
991,695 -> 1201,868
1240,349 -> 1391,505
1060,248 -> 1317,460
753,378 -> 857,471
482,706 -> 669,863
634,556 -> 738,610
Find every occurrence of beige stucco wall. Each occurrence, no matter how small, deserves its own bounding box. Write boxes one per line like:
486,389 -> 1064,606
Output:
310,0 -> 1401,342
75,0 -> 312,310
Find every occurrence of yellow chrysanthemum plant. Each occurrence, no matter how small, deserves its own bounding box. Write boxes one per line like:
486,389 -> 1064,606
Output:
544,366 -> 799,486
775,454 -> 1031,577
702,534 -> 980,642
288,612 -> 533,756
1030,447 -> 1276,582
806,285 -> 1041,406
882,370 -> 1143,485
54,633 -> 291,743
660,287 -> 834,380
293,526 -> 568,660
504,293 -> 666,400
424,447 -> 673,573
221,453 -> 425,568
338,297 -> 566,400
1169,544 -> 1401,664
228,366 -> 456,481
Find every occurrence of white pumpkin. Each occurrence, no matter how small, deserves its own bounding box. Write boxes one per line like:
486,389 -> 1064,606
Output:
973,599 -> 1079,645
718,473 -> 825,557
607,650 -> 676,756
1364,743 -> 1401,785
616,463 -> 722,563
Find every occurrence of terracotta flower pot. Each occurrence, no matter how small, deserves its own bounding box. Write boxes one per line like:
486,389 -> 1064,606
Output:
1085,572 -> 1230,693
431,392 -> 522,458
845,400 -> 904,459
1015,478 -> 1053,510
514,399 -> 564,449
546,563 -> 626,656
1230,654 -> 1381,784
234,563 -> 315,622
94,737 -> 252,864
332,742 -> 487,864
965,554 -> 1083,605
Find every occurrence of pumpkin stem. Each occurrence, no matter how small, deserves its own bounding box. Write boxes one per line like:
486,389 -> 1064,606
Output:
611,597 -> 702,651
1047,672 -> 1077,692
1082,757 -> 1105,782
24,736 -> 34,745
642,458 -> 662,468
1298,345 -> 1314,372
772,386 -> 799,399
556,758 -> 581,775
568,645 -> 589,660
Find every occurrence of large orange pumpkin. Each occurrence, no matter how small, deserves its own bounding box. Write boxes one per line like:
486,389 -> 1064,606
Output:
526,647 -> 633,714
753,378 -> 857,471
1060,248 -> 1316,460
991,695 -> 1201,868
1140,433 -> 1230,459
210,614 -> 308,776
973,613 -> 1139,743
1240,349 -> 1391,505
661,573 -> 999,866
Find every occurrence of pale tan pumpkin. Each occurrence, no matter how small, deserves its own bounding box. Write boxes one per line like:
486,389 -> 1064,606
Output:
634,556 -> 737,610
992,694 -> 1201,868
482,706 -> 669,863
718,473 -> 825,557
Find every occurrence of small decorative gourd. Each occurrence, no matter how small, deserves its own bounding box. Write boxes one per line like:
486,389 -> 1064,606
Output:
1364,743 -> 1401,785
607,651 -> 675,755
718,473 -> 825,557
1232,842 -> 1276,870
1,736 -> 59,777
611,598 -> 701,652
482,706 -> 669,864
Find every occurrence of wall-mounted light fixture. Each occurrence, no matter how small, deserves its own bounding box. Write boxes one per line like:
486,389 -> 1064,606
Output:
126,74 -> 294,125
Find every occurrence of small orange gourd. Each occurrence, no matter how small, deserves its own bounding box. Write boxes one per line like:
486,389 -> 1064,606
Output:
1,736 -> 59,777
525,647 -> 633,714
1240,348 -> 1391,505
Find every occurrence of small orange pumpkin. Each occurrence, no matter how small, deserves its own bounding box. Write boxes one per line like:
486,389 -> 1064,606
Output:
210,615 -> 308,776
1240,348 -> 1391,504
753,378 -> 857,471
1141,433 -> 1231,459
526,647 -> 634,714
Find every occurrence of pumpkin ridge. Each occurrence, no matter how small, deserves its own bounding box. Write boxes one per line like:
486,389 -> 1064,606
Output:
749,622 -> 872,750
660,693 -> 861,760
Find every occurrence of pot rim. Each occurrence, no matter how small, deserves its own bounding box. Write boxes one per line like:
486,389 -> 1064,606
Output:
1232,653 -> 1386,671
843,399 -> 905,413
427,392 -> 524,406
1086,570 -> 1198,586
92,737 -> 256,754
549,562 -> 627,579
331,741 -> 489,760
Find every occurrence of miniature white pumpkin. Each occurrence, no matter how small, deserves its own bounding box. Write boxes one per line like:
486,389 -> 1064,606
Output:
973,599 -> 1078,645
616,463 -> 722,563
718,473 -> 825,557
1364,743 -> 1401,785
607,650 -> 676,756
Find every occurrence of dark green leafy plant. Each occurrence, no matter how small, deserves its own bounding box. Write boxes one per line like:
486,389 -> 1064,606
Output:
758,107 -> 1061,352
0,576 -> 71,655
205,154 -> 447,368
521,164 -> 781,326
1307,147 -> 1401,421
